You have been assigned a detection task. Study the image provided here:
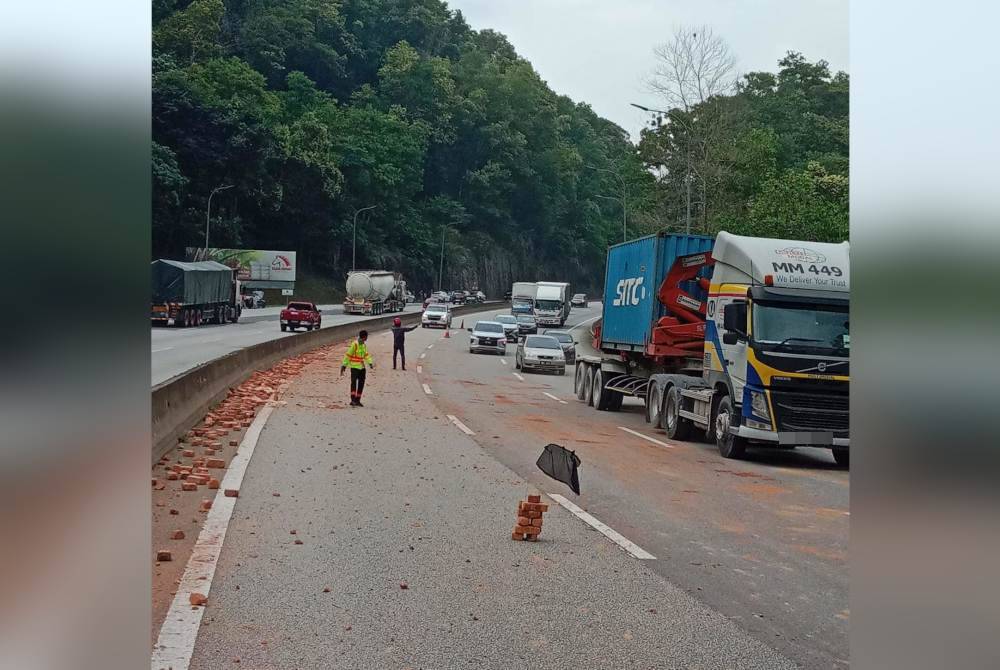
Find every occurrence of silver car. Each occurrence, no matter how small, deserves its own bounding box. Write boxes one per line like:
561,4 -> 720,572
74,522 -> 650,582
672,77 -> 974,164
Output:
543,329 -> 578,364
515,335 -> 566,374
468,321 -> 507,354
494,314 -> 519,342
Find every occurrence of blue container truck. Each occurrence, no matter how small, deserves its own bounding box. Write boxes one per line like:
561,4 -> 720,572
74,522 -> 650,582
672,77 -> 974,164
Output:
574,231 -> 850,465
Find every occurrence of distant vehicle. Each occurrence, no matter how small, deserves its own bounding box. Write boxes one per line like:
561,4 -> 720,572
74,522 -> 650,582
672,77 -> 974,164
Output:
151,259 -> 242,327
242,290 -> 266,309
535,281 -> 571,327
503,290 -> 512,301
451,290 -> 467,305
405,291 -> 415,303
280,301 -> 321,332
422,303 -> 453,329
543,329 -> 578,364
515,313 -> 537,335
511,281 -> 536,312
570,293 -> 587,307
344,270 -> 406,315
515,335 -> 566,375
467,321 -> 507,355
493,314 -> 519,342
474,290 -> 486,303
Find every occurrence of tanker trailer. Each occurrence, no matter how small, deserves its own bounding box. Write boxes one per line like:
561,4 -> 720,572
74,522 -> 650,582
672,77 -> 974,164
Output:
344,270 -> 405,315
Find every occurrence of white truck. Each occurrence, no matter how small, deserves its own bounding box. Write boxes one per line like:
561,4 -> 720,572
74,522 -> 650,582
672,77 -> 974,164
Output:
534,281 -> 571,327
510,282 -> 537,315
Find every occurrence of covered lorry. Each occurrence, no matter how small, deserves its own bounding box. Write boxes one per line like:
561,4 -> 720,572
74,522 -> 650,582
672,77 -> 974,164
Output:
510,281 -> 537,315
534,281 -> 571,327
344,270 -> 406,315
574,231 -> 850,465
151,259 -> 242,327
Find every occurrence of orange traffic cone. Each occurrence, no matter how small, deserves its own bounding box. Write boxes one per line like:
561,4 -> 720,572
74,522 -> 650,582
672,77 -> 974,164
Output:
444,328 -> 450,338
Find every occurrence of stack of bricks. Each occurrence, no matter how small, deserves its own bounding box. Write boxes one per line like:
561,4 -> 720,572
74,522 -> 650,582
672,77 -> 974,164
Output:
511,494 -> 548,542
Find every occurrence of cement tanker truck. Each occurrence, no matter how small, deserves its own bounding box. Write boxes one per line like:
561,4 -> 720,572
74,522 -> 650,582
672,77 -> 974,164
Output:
343,270 -> 407,315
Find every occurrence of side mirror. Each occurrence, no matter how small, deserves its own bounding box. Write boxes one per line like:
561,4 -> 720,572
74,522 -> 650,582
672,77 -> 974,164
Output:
466,328 -> 472,332
722,332 -> 739,345
574,340 -> 579,345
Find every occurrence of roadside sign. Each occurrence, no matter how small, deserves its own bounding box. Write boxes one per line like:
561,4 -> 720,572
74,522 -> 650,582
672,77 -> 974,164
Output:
281,288 -> 293,296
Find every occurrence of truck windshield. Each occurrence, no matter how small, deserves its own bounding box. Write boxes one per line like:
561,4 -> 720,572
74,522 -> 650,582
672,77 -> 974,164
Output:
752,302 -> 849,353
535,299 -> 561,310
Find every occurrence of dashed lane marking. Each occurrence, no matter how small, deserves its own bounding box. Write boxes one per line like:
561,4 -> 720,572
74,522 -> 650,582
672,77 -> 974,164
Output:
419,353 -> 426,359
618,426 -> 675,449
422,383 -> 433,395
513,372 -> 525,381
446,415 -> 475,436
548,494 -> 657,560
499,359 -> 507,365
427,344 -> 434,349
151,402 -> 276,670
416,365 -> 422,373
543,392 -> 569,405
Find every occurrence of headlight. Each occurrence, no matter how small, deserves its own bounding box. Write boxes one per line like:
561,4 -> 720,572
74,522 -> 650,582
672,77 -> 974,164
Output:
750,390 -> 770,421
470,337 -> 477,344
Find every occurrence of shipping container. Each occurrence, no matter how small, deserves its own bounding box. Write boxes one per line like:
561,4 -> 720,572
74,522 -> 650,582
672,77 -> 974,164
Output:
599,232 -> 715,352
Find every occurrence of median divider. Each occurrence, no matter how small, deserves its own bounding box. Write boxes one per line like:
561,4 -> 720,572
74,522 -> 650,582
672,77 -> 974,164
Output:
151,302 -> 497,464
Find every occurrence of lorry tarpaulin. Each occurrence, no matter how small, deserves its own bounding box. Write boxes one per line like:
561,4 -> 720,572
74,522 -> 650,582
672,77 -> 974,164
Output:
536,443 -> 581,495
151,259 -> 232,305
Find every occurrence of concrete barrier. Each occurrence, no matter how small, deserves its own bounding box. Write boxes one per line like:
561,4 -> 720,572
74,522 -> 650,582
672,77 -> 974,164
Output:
151,302 -> 495,463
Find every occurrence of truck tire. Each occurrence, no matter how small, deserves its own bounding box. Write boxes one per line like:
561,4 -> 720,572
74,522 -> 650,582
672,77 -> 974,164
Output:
583,365 -> 595,406
664,386 -> 692,440
592,370 -> 610,411
280,324 -> 287,332
832,448 -> 849,468
715,395 -> 747,459
646,384 -> 662,427
574,363 -> 587,400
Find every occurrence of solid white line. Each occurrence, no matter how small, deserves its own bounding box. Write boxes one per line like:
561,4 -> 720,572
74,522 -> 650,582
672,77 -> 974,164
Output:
569,315 -> 601,332
446,414 -> 475,436
513,372 -> 525,381
618,426 -> 675,449
416,365 -> 422,374
499,359 -> 507,365
422,383 -> 433,395
419,353 -> 426,359
548,494 -> 656,560
151,402 -> 276,670
151,347 -> 174,353
543,392 -> 568,405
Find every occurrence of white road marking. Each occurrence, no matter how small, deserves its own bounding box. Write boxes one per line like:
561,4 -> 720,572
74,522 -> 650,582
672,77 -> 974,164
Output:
618,426 -> 675,449
499,359 -> 507,365
427,344 -> 434,349
416,365 -> 422,374
446,414 -> 475,436
569,315 -> 601,332
151,347 -> 174,353
513,372 -> 525,381
419,353 -> 426,359
548,493 -> 657,560
151,403 -> 276,670
422,383 -> 433,395
543,392 -> 569,405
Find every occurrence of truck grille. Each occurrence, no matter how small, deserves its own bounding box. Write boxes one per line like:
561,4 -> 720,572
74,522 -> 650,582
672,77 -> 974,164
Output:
479,338 -> 496,345
771,390 -> 849,434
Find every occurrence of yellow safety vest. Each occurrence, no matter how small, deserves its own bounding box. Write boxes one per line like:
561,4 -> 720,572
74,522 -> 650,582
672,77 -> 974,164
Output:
342,339 -> 372,369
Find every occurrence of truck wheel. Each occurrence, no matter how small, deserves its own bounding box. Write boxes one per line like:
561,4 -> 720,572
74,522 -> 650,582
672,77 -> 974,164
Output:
832,449 -> 849,468
574,363 -> 587,400
646,384 -> 662,427
592,370 -> 610,410
280,324 -> 287,332
583,365 -> 595,406
664,387 -> 692,440
715,395 -> 747,459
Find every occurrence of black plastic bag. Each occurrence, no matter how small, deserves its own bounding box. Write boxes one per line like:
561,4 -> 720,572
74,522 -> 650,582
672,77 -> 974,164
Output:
536,443 -> 581,495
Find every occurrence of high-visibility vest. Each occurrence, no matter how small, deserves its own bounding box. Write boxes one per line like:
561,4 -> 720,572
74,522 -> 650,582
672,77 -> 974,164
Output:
342,339 -> 372,369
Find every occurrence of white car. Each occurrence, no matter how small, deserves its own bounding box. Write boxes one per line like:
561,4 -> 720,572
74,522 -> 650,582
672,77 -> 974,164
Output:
493,314 -> 519,342
515,335 -> 566,374
570,293 -> 587,307
467,321 -> 507,354
422,303 -> 452,328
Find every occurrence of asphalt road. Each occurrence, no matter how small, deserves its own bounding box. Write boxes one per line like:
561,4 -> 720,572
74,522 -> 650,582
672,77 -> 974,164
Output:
421,304 -> 850,669
150,303 -> 422,386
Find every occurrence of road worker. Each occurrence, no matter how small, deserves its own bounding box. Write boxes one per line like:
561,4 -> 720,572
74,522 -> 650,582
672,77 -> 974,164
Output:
340,329 -> 374,406
390,317 -> 419,370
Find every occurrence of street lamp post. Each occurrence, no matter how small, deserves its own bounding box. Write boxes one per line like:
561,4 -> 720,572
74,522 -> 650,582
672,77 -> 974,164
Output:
205,184 -> 233,250
631,102 -> 692,234
438,223 -> 450,291
586,165 -> 628,242
352,204 -> 378,271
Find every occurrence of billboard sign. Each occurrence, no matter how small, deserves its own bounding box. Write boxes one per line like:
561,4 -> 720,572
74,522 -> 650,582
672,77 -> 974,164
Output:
186,248 -> 296,283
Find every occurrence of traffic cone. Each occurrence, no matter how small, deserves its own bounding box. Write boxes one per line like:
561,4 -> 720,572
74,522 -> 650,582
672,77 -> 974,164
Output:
444,328 -> 450,338
460,319 -> 464,329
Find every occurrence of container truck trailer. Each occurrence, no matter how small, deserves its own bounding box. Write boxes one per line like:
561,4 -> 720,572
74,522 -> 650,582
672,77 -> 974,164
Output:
151,259 -> 242,327
574,231 -> 850,465
534,281 -> 571,326
344,270 -> 406,315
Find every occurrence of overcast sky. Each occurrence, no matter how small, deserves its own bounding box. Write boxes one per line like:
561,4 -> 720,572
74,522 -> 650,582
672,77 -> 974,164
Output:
448,0 -> 848,141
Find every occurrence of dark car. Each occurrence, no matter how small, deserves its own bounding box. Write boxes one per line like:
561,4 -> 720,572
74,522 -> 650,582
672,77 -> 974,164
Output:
543,329 -> 578,364
515,313 -> 537,335
503,290 -> 512,301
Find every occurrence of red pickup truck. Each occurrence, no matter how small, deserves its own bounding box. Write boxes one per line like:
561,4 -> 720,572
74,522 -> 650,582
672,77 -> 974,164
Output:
280,301 -> 321,332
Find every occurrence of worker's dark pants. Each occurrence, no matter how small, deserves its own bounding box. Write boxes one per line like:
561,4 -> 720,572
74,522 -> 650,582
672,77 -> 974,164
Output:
393,344 -> 405,369
350,367 -> 366,402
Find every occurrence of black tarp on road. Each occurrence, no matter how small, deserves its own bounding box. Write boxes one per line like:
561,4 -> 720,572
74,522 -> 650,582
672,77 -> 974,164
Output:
152,259 -> 233,305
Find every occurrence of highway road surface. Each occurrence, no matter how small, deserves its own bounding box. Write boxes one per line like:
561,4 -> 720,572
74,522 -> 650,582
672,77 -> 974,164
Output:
150,303 -> 422,386
152,303 -> 848,669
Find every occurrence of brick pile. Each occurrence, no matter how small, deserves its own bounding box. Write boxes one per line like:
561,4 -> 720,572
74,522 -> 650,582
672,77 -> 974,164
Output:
511,494 -> 548,542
